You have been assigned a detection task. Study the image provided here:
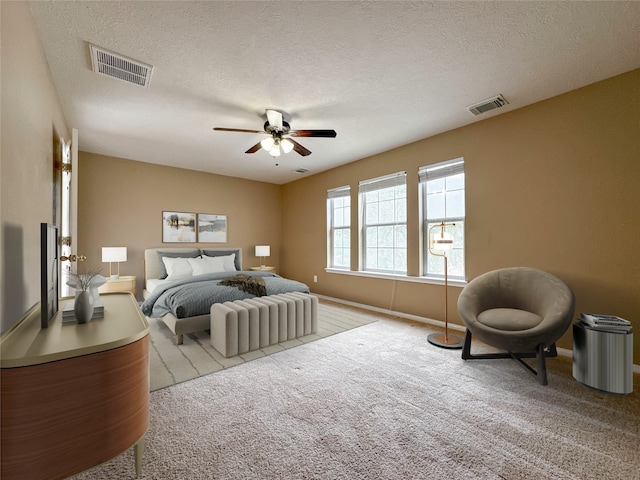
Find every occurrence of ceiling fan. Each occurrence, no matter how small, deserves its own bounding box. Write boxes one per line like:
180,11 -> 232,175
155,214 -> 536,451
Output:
214,109 -> 337,157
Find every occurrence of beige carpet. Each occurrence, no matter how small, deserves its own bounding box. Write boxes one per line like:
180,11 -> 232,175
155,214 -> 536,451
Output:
149,299 -> 379,391
77,308 -> 639,480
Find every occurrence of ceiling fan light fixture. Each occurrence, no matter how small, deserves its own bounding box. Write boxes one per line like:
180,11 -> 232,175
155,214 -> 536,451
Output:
269,144 -> 281,157
261,137 -> 275,150
281,138 -> 294,153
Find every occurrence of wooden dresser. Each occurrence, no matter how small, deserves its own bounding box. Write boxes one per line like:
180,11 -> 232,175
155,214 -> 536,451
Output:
0,293 -> 149,480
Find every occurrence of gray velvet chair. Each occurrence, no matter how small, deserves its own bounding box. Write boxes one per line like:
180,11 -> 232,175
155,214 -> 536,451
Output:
457,267 -> 575,385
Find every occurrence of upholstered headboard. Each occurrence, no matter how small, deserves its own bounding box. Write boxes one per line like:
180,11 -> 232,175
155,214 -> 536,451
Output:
144,247 -> 243,283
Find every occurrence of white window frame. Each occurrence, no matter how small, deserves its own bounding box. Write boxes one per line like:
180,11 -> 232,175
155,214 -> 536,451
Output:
60,140 -> 73,296
327,185 -> 351,269
419,158 -> 465,282
359,171 -> 407,275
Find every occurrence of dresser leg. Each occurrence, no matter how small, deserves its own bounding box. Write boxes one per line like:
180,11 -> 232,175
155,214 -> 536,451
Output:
134,437 -> 145,477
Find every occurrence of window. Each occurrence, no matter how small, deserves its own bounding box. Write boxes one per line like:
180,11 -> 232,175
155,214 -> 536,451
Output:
327,186 -> 351,269
419,159 -> 465,281
359,172 -> 407,274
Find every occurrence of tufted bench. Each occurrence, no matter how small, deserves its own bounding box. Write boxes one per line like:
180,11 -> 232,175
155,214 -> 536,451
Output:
210,292 -> 318,357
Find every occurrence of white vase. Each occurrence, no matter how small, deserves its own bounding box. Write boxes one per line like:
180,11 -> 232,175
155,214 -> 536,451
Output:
74,290 -> 94,324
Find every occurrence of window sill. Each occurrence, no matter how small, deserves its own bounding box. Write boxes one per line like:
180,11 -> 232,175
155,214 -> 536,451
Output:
325,268 -> 467,287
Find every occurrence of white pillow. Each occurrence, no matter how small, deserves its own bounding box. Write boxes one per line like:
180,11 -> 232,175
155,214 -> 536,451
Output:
188,256 -> 226,276
202,252 -> 238,272
221,253 -> 237,272
162,256 -> 194,280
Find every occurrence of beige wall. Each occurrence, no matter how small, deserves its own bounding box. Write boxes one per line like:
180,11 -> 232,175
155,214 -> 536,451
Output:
281,69 -> 640,363
0,1 -> 70,333
77,153 -> 282,298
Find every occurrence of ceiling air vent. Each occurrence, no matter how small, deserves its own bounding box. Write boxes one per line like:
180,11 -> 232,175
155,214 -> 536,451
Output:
466,94 -> 508,116
90,44 -> 153,88
292,168 -> 309,175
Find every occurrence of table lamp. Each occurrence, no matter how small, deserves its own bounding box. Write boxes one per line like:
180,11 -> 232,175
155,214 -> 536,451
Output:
102,247 -> 127,279
255,245 -> 270,268
427,222 -> 464,349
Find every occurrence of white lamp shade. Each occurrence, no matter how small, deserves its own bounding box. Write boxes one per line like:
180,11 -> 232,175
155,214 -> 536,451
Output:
281,138 -> 294,153
102,247 -> 127,262
432,232 -> 454,252
260,137 -> 275,150
269,144 -> 281,157
255,245 -> 270,257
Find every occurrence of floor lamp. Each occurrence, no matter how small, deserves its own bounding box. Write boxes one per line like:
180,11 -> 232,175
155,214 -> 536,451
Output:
427,221 -> 464,349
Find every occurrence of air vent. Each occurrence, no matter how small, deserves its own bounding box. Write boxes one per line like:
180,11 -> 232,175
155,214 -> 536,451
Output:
292,168 -> 309,174
466,94 -> 508,116
90,44 -> 153,88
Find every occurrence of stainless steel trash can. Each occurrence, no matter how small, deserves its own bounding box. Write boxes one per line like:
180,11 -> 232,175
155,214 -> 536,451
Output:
573,322 -> 633,394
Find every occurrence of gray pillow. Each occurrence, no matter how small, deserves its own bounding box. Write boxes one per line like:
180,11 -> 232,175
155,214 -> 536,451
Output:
157,251 -> 200,279
202,249 -> 241,271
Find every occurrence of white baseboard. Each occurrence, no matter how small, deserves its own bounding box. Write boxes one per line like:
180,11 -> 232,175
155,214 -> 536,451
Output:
314,293 -> 640,374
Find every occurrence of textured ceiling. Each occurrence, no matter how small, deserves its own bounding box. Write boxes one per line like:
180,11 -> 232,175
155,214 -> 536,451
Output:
29,1 -> 640,185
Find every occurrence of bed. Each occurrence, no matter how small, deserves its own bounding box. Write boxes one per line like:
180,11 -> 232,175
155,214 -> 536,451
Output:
141,247 -> 311,345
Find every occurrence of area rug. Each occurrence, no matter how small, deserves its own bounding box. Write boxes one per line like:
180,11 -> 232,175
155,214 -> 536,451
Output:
79,315 -> 639,480
149,299 -> 379,391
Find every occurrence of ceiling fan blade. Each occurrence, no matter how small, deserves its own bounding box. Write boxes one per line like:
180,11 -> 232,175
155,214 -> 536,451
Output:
213,127 -> 265,134
265,109 -> 283,130
289,139 -> 312,156
245,142 -> 262,154
289,129 -> 337,138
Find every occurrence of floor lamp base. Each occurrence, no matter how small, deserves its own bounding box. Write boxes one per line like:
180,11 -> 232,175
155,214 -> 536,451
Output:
428,332 -> 464,349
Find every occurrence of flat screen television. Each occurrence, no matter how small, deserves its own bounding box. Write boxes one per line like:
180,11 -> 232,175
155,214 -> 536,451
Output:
41,223 -> 59,328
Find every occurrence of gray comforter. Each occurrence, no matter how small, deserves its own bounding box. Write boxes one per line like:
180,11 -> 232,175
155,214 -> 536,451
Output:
141,271 -> 310,319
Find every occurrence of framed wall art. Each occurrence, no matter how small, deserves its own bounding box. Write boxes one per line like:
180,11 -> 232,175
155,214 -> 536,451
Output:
197,214 -> 227,243
162,211 -> 196,243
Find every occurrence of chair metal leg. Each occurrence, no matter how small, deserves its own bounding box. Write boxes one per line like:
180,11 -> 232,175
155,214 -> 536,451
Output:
461,329 -> 557,385
462,329 -> 473,359
461,329 -> 513,360
510,345 -> 548,385
536,344 -> 548,385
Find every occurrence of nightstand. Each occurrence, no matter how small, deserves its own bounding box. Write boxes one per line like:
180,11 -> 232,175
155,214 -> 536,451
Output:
250,266 -> 276,274
98,275 -> 137,297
